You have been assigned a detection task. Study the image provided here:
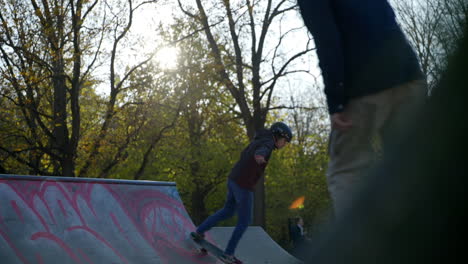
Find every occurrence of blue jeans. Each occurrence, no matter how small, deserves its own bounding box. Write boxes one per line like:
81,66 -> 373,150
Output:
196,179 -> 253,255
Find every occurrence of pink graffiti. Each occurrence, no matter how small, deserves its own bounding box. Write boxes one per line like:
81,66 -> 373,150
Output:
66,226 -> 129,264
0,178 -> 216,264
31,232 -> 83,263
10,201 -> 24,223
0,227 -> 30,264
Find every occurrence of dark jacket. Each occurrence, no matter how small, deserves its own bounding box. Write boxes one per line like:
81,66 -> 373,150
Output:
298,0 -> 424,114
290,225 -> 305,248
228,129 -> 276,191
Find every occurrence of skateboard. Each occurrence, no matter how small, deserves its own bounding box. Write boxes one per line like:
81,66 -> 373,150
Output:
190,232 -> 243,264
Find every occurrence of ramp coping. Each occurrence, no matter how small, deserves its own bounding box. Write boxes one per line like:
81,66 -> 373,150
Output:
0,174 -> 176,186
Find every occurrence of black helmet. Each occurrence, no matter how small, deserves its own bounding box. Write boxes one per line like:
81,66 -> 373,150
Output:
270,122 -> 293,142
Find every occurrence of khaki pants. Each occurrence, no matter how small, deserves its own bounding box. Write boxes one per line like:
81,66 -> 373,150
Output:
327,80 -> 427,218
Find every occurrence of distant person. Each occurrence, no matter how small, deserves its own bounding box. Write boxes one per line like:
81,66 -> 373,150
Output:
297,0 -> 426,218
290,216 -> 308,248
191,122 -> 293,264
290,216 -> 310,260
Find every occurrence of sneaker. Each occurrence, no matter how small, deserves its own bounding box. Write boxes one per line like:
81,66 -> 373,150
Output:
190,231 -> 205,242
219,254 -> 242,264
196,247 -> 208,255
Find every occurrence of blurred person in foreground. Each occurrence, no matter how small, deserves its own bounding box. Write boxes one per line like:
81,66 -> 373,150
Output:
297,0 -> 426,218
297,12 -> 468,264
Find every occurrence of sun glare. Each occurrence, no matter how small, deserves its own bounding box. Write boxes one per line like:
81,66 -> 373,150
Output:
155,47 -> 179,70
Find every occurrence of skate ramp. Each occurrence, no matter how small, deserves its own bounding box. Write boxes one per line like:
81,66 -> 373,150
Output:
209,226 -> 303,264
0,174 -> 218,264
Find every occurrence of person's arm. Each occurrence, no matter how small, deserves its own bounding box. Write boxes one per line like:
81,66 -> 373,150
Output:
297,0 -> 345,114
254,140 -> 274,164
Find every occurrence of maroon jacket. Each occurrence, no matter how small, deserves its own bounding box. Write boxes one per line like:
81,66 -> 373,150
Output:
228,129 -> 276,191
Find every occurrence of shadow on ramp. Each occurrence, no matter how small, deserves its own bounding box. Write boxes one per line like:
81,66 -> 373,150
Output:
209,226 -> 303,264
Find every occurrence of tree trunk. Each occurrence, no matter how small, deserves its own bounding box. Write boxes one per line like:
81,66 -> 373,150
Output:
191,189 -> 209,225
250,112 -> 267,228
52,56 -> 72,176
253,177 -> 266,227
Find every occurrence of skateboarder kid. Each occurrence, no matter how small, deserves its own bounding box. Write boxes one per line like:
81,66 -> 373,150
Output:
191,122 -> 293,264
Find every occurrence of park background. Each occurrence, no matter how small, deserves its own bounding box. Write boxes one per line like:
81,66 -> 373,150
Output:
0,0 -> 465,251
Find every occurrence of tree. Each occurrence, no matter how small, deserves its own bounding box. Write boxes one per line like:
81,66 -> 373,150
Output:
78,0 -> 160,178
265,86 -> 330,247
0,0 -> 101,176
0,0 -> 169,177
153,17 -> 245,224
391,0 -> 468,92
178,0 -> 314,227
